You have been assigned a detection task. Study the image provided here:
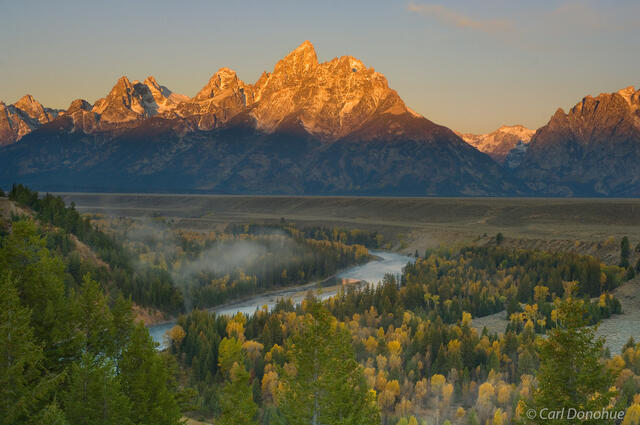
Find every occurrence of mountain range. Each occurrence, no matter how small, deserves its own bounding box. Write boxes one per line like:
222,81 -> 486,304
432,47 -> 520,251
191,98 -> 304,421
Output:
0,41 -> 638,196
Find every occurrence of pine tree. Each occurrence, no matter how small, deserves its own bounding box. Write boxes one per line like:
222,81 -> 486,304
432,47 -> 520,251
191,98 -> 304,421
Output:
280,300 -> 381,425
37,402 -> 70,425
119,323 -> 181,425
110,293 -> 135,367
217,362 -> 258,425
77,275 -> 114,356
0,274 -> 55,424
523,293 -> 616,425
63,353 -> 132,425
0,220 -> 81,371
620,236 -> 631,268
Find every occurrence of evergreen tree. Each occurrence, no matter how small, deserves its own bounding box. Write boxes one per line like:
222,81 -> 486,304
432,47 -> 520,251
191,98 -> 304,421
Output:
217,362 -> 258,425
77,275 -> 115,356
0,274 -> 56,424
620,236 -> 631,268
119,323 -> 181,425
0,220 -> 81,371
63,353 -> 132,425
523,292 -> 616,425
37,402 -> 70,425
280,300 -> 381,425
110,293 -> 135,368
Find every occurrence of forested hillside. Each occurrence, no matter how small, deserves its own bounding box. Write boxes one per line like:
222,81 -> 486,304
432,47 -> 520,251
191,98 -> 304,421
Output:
0,218 -> 186,424
7,185 -> 374,317
9,184 -> 185,314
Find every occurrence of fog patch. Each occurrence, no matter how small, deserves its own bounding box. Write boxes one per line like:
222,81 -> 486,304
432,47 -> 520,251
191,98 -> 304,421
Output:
116,218 -> 304,311
172,236 -> 301,299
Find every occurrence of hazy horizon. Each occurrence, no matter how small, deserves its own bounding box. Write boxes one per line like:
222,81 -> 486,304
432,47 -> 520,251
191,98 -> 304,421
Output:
2,0 -> 639,133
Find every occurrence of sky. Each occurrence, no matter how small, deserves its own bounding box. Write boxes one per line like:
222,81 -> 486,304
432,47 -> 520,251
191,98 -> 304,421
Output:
1,0 -> 638,133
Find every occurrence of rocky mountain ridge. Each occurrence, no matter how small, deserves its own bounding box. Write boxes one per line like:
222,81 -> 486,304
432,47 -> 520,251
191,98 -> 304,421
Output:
1,42 -> 638,196
516,86 -> 640,196
1,41 -> 423,144
0,95 -> 60,145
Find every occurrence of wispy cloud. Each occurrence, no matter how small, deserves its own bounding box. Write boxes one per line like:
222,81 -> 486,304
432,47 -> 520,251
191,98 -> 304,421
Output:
547,1 -> 605,30
407,2 -> 513,34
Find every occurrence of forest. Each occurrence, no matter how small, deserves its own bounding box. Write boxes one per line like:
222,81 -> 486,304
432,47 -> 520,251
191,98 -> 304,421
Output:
0,218 -> 186,424
168,244 -> 637,424
3,186 -> 640,425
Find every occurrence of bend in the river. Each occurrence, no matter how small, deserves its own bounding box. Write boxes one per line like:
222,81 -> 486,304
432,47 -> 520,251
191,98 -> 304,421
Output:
148,250 -> 414,346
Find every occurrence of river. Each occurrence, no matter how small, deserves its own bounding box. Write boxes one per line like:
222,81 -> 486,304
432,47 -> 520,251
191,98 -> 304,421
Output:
148,250 -> 414,345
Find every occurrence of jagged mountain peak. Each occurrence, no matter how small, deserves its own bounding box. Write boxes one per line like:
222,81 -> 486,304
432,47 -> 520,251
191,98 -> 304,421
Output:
0,94 -> 59,145
143,75 -> 160,87
248,41 -> 417,140
91,75 -> 154,123
88,75 -> 188,123
66,99 -> 92,113
113,75 -> 134,90
15,94 -> 39,107
273,40 -> 319,77
143,76 -> 189,109
193,67 -> 244,101
551,107 -> 566,120
100,76 -> 138,101
13,94 -> 55,123
59,98 -> 98,133
285,40 -> 317,63
142,75 -> 165,95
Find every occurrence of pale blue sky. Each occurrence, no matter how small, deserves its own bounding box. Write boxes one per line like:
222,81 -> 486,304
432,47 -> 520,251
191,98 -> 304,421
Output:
1,0 -> 638,133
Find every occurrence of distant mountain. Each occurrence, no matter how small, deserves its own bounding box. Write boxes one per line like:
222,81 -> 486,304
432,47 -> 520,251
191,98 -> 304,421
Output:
3,43 -> 637,197
516,86 -> 640,196
0,95 -> 60,145
0,41 -> 517,196
457,125 -> 534,163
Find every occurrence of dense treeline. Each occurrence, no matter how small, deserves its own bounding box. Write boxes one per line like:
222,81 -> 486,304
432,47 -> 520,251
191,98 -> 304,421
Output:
324,246 -> 625,326
9,184 -> 184,313
0,218 -> 185,424
227,222 -> 387,248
